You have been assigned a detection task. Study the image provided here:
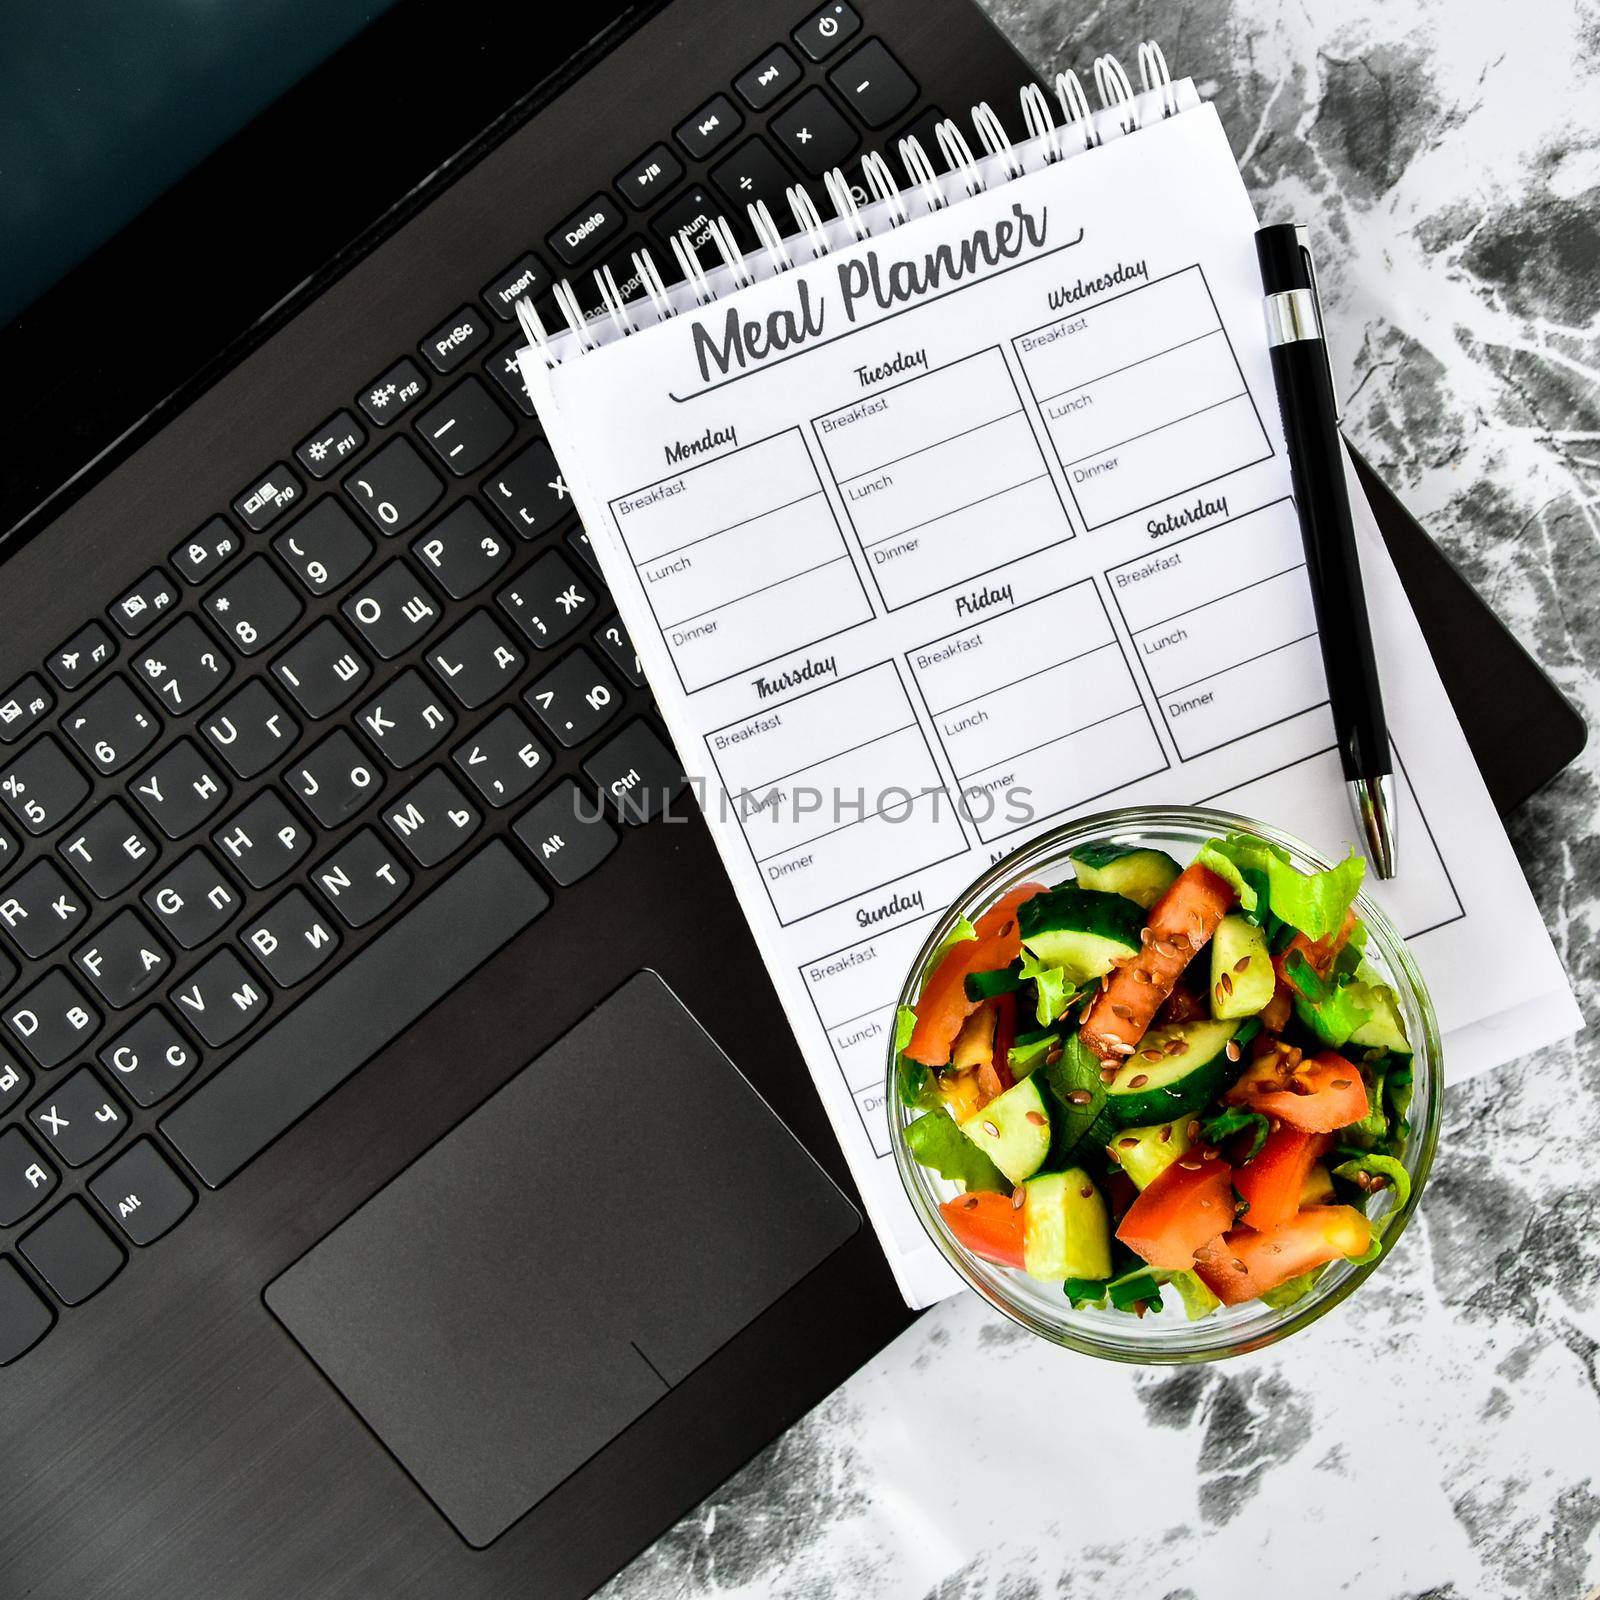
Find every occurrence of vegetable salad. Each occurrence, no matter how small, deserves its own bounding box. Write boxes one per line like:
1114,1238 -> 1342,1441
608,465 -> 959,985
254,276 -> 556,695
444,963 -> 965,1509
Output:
896,834 -> 1417,1318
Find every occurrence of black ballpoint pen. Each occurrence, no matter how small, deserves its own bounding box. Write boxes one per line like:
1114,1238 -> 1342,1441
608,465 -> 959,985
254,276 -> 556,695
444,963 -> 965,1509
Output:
1255,223 -> 1398,879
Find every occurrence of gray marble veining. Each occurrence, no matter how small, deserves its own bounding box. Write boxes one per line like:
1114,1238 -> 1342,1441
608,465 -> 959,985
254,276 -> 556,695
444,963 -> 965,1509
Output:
601,2 -> 1600,1594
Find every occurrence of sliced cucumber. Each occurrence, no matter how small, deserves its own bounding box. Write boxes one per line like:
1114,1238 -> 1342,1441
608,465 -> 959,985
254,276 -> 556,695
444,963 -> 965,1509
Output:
963,964 -> 1024,1002
1348,981 -> 1410,1053
1103,1017 -> 1240,1127
1022,1168 -> 1112,1280
1068,842 -> 1182,910
1007,1027 -> 1058,1080
1169,1269 -> 1221,1320
1111,1118 -> 1194,1189
1209,914 -> 1275,1019
1018,885 -> 1143,983
959,1075 -> 1051,1184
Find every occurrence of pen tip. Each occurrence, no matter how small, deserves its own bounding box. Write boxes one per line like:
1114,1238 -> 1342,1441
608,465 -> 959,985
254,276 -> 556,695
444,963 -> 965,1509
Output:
1349,774 -> 1398,880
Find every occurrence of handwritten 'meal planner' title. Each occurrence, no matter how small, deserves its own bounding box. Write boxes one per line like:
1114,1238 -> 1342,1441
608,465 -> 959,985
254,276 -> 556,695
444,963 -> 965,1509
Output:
688,202 -> 1050,386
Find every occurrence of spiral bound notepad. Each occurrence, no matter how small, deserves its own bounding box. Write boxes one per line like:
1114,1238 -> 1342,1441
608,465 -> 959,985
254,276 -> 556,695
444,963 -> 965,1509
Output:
514,48 -> 1577,1305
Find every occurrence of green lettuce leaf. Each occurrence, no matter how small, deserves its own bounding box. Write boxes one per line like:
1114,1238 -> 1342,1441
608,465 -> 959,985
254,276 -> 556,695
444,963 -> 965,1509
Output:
904,1110 -> 1010,1192
1170,1270 -> 1222,1320
894,1005 -> 917,1054
1332,1152 -> 1412,1262
1039,1032 -> 1107,1150
1291,977 -> 1373,1049
930,916 -> 978,967
1197,834 -> 1366,940
1018,948 -> 1072,1027
1260,1268 -> 1326,1309
1344,1067 -> 1389,1148
895,1053 -> 941,1111
1201,1105 -> 1272,1161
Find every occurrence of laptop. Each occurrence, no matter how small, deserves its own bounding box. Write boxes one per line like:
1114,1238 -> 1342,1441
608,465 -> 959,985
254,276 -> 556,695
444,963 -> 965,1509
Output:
0,1 -> 1582,1595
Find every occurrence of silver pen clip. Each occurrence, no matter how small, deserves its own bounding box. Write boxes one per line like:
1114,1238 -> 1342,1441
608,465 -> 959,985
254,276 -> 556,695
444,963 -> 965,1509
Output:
1295,224 -> 1342,424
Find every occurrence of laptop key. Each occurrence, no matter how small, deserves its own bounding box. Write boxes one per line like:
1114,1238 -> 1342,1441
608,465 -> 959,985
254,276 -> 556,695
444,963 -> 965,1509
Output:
170,948 -> 269,1047
566,523 -> 601,575
5,968 -> 100,1068
130,738 -> 229,840
73,909 -> 171,1010
420,306 -> 492,374
204,556 -> 304,656
47,621 -> 117,691
161,840 -> 547,1186
616,143 -> 684,210
385,770 -> 481,867
242,888 -> 341,988
109,570 -> 179,638
496,549 -> 597,649
100,1008 -> 199,1107
412,501 -> 510,599
344,436 -> 444,535
0,1257 -> 53,1364
20,1199 -> 125,1306
273,499 -> 373,596
0,824 -> 14,880
310,828 -> 411,929
170,517 -> 241,586
675,93 -> 743,160
133,616 -> 232,715
0,736 -> 91,836
272,620 -> 372,718
359,357 -> 430,426
513,780 -> 617,886
90,1140 -> 195,1245
64,676 -> 159,775
483,437 -> 572,540
548,193 -> 626,267
793,1 -> 860,60
143,850 -> 241,949
595,616 -> 647,687
452,708 -> 548,808
772,86 -> 858,175
0,859 -> 89,958
524,647 -> 620,747
415,378 -> 514,477
481,253 -> 550,321
356,670 -> 454,770
0,1128 -> 59,1226
59,799 -> 157,899
286,730 -> 385,827
484,339 -> 537,417
30,1064 -> 128,1165
584,719 -> 687,824
203,680 -> 300,779
342,560 -> 442,659
650,187 -> 718,259
0,676 -> 53,744
735,44 -> 802,109
295,410 -> 368,480
213,790 -> 310,889
231,465 -> 304,533
710,137 -> 798,221
829,39 -> 917,128
427,612 -> 524,709
0,1052 -> 29,1114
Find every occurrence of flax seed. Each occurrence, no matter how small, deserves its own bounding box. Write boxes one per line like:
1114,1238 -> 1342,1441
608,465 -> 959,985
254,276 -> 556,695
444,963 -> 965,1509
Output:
1178,1159 -> 1203,1171
1012,1187 -> 1026,1209
1234,956 -> 1251,973
1202,1147 -> 1220,1160
1185,1120 -> 1200,1139
1141,1048 -> 1164,1061
1225,1040 -> 1241,1062
1118,1136 -> 1138,1149
1109,1040 -> 1136,1056
1233,1260 -> 1249,1274
1134,968 -> 1153,985
1111,1003 -> 1133,1020
1045,1045 -> 1064,1066
1167,1039 -> 1188,1056
1159,1125 -> 1172,1142
1080,1183 -> 1094,1199
1140,927 -> 1156,946
982,1121 -> 1000,1138
1331,1077 -> 1352,1089
961,1195 -> 980,1210
1220,972 -> 1234,997
1025,1110 -> 1046,1126
1066,1088 -> 1093,1106
1128,1073 -> 1149,1089
1100,1067 -> 1119,1085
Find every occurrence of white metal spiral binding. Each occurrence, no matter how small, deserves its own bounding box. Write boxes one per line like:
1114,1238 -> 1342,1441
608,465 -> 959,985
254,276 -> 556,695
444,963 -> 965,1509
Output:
1054,69 -> 1098,151
523,43 -> 1180,366
971,101 -> 1022,181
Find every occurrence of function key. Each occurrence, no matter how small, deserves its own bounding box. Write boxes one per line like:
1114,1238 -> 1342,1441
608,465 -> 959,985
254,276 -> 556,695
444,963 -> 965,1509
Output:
772,87 -> 859,175
359,357 -> 430,427
295,410 -> 368,480
47,621 -> 116,690
616,144 -> 685,210
170,517 -> 241,586
829,39 -> 917,128
481,253 -> 550,321
0,737 -> 91,836
419,306 -> 492,374
0,677 -> 53,745
90,1139 -> 195,1245
413,377 -> 514,477
343,437 -> 444,536
109,570 -> 179,638
548,194 -> 626,267
735,45 -> 802,110
483,438 -> 572,541
231,464 -> 303,533
674,94 -> 744,160
793,1 -> 860,60
710,138 -> 796,218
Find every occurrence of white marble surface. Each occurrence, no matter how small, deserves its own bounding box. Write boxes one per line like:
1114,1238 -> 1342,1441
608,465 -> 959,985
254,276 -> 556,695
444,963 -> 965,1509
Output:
603,3 -> 1600,1594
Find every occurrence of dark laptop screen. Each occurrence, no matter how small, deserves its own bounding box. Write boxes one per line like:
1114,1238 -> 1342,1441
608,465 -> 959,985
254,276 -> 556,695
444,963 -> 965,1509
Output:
0,1 -> 402,325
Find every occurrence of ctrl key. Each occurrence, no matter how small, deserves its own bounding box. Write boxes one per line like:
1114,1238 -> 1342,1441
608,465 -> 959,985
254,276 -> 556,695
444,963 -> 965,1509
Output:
90,1140 -> 195,1246
0,1257 -> 53,1364
20,1198 -> 124,1307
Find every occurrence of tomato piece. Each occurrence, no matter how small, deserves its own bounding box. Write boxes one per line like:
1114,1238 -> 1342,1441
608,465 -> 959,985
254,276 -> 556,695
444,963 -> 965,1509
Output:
1114,1152 -> 1235,1271
1193,1206 -> 1372,1304
939,1190 -> 1025,1269
1233,1127 -> 1332,1232
1225,1049 -> 1370,1133
905,883 -> 1044,1066
1276,908 -> 1358,998
1079,863 -> 1235,1063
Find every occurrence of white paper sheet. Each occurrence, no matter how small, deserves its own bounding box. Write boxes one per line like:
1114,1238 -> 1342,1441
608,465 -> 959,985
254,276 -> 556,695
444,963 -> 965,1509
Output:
520,94 -> 1577,1306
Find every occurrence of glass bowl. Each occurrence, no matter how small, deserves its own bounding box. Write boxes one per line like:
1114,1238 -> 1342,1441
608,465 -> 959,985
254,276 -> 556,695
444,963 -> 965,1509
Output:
886,805 -> 1441,1362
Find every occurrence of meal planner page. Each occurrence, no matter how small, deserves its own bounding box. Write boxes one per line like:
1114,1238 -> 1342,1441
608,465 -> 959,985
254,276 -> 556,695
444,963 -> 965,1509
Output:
523,100 -> 1577,1305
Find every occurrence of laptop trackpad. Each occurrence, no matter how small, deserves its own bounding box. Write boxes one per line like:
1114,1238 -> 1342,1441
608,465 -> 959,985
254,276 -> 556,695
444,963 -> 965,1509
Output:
264,970 -> 859,1548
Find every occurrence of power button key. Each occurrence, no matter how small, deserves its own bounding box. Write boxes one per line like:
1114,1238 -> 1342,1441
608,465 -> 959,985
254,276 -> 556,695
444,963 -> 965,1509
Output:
794,2 -> 861,61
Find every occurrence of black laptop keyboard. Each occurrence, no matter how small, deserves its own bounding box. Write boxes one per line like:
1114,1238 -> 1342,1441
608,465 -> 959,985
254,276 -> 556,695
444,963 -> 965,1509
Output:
0,3 -> 934,1365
